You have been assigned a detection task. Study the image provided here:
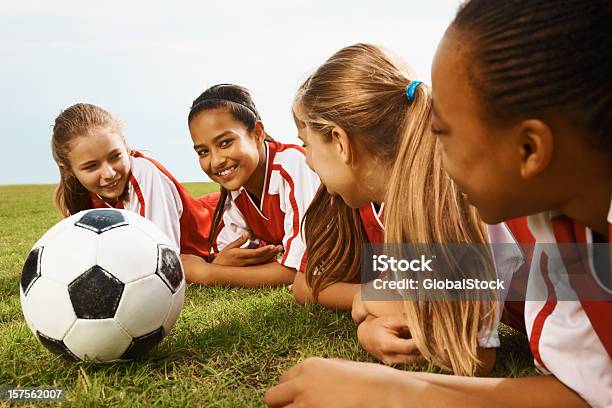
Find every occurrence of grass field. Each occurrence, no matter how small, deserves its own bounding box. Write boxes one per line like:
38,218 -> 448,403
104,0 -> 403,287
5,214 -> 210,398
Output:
0,184 -> 536,407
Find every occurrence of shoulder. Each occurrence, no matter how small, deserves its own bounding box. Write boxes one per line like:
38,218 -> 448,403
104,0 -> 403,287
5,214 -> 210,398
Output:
130,154 -> 177,190
269,142 -> 310,174
270,140 -> 306,156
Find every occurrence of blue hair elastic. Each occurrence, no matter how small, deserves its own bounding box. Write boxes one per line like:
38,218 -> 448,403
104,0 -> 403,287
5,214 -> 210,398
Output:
405,81 -> 423,102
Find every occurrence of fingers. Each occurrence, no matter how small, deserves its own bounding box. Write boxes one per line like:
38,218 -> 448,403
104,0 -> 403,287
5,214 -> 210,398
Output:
249,245 -> 280,258
380,315 -> 411,331
383,336 -> 419,356
224,233 -> 249,250
278,360 -> 304,383
265,362 -> 306,407
265,380 -> 300,408
239,245 -> 282,265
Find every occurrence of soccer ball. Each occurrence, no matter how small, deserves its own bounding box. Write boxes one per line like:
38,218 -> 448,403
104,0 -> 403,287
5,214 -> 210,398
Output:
19,208 -> 185,362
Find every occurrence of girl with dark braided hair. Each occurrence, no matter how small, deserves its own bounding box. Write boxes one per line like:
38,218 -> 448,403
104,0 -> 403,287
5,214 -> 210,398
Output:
182,84 -> 320,287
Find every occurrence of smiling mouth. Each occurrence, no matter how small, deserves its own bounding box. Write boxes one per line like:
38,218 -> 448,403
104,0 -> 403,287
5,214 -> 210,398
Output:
215,165 -> 238,177
101,179 -> 121,189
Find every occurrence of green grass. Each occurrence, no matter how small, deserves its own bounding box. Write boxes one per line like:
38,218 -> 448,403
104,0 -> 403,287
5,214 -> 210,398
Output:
0,184 -> 535,407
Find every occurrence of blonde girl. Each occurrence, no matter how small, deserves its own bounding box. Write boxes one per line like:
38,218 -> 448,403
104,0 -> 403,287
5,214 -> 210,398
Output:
286,43 -> 503,375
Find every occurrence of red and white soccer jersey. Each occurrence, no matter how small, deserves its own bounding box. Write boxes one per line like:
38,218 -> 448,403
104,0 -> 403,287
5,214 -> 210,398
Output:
524,200 -> 612,407
213,141 -> 320,272
497,217 -> 536,334
91,151 -> 219,258
360,201 -> 518,348
359,202 -> 385,244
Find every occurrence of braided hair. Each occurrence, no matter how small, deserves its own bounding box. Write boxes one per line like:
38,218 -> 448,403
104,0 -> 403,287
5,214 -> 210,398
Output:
450,0 -> 611,152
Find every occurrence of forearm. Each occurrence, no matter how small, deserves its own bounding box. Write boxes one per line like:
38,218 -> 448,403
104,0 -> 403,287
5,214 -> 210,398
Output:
184,256 -> 295,287
401,372 -> 588,408
211,262 -> 296,287
360,299 -> 404,318
392,375 -> 505,408
357,280 -> 405,317
316,282 -> 360,310
293,273 -> 359,310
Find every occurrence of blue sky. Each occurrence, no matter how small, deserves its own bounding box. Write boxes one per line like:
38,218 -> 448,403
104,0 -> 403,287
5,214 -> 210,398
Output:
0,0 -> 459,185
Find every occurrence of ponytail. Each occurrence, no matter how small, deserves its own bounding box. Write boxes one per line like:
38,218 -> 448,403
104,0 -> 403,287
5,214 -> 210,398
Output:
295,43 -> 497,376
384,83 -> 496,376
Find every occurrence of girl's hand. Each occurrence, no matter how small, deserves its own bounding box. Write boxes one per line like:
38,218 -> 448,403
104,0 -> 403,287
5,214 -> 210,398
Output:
265,357 -> 415,408
213,233 -> 282,267
352,290 -> 404,324
357,315 -> 425,366
351,290 -> 369,324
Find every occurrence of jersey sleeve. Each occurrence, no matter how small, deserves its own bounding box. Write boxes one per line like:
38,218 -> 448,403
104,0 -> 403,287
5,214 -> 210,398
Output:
277,162 -> 320,272
130,157 -> 183,251
214,195 -> 259,252
477,222 -> 527,348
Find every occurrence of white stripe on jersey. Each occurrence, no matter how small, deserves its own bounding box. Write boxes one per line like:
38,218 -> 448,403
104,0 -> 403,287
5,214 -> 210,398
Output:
525,208 -> 612,408
124,156 -> 183,251
480,223 -> 526,348
216,142 -> 320,271
269,147 -> 319,269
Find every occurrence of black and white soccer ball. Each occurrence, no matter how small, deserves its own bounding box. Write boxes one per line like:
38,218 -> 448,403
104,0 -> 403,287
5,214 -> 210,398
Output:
19,208 -> 185,362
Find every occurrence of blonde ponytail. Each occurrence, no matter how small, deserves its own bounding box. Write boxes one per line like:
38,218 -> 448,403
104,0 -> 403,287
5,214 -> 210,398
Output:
296,43 -> 496,375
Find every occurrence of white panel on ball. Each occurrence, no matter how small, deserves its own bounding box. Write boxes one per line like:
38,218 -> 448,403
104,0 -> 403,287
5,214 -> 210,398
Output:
126,212 -> 174,249
64,319 -> 132,362
32,218 -> 70,249
20,276 -> 76,340
163,281 -> 185,335
40,227 -> 98,285
97,226 -> 158,284
115,275 -> 173,338
20,288 -> 40,335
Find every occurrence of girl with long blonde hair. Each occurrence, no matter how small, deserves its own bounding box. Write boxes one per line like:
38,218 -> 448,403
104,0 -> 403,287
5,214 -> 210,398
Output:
288,43 -> 507,376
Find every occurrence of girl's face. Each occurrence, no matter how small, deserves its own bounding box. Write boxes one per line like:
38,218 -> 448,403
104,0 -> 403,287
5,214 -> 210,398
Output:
67,128 -> 131,200
189,108 -> 263,191
431,34 -> 529,224
296,116 -> 374,208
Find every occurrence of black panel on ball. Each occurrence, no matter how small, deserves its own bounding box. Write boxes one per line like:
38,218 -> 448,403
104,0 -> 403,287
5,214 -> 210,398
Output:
68,265 -> 124,319
20,246 -> 43,296
75,209 -> 128,234
120,327 -> 164,360
37,331 -> 78,361
156,245 -> 183,293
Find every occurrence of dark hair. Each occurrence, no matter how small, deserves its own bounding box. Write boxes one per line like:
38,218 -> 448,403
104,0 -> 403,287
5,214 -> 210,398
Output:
187,84 -> 272,251
450,0 -> 611,152
188,84 -> 262,128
